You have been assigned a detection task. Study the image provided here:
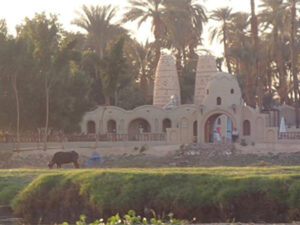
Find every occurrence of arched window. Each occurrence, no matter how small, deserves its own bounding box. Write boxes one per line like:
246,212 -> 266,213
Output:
107,120 -> 117,133
217,118 -> 221,125
207,89 -> 209,95
243,120 -> 251,136
231,88 -> 234,94
162,119 -> 172,132
217,97 -> 222,105
193,121 -> 198,137
87,121 -> 96,134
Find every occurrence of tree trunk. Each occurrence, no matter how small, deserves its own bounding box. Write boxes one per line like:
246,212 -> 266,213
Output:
272,25 -> 287,103
43,76 -> 49,151
140,67 -> 148,101
245,63 -> 256,108
175,49 -> 182,74
12,74 -> 20,151
250,0 -> 261,111
223,25 -> 232,74
182,47 -> 187,68
290,0 -> 299,128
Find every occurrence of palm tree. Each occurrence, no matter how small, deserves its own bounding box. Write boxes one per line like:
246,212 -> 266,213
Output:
73,5 -> 127,106
122,0 -> 166,65
290,0 -> 299,127
227,12 -> 258,107
259,0 -> 289,103
163,0 -> 207,68
126,40 -> 154,101
210,7 -> 234,74
72,5 -> 123,59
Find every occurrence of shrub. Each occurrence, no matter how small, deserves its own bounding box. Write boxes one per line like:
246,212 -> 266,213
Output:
11,167 -> 300,224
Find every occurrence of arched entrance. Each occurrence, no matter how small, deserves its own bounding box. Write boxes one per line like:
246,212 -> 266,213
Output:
107,120 -> 117,133
203,112 -> 235,143
162,118 -> 172,132
128,118 -> 151,141
87,121 -> 96,134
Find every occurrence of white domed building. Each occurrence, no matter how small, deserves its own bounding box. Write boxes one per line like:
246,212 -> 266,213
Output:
81,54 -> 278,145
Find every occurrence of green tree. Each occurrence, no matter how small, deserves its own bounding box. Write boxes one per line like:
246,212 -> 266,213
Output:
227,12 -> 259,107
100,36 -> 130,105
125,40 -> 155,103
80,50 -> 104,105
19,13 -> 78,149
259,0 -> 290,103
163,0 -> 207,68
72,5 -> 124,60
0,36 -> 34,149
210,7 -> 234,74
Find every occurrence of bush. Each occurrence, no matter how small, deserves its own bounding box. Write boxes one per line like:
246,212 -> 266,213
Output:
11,167 -> 300,224
139,145 -> 147,153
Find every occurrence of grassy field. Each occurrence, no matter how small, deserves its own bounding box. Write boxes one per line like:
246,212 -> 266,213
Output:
0,167 -> 299,224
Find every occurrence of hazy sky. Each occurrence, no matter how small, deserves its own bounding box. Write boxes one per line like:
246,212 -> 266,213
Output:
0,0 -> 261,56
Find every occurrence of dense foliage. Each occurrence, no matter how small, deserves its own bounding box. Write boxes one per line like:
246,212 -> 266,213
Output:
0,0 -> 300,135
0,167 -> 297,224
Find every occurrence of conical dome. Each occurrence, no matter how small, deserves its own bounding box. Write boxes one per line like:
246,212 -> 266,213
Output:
153,54 -> 181,107
194,55 -> 217,105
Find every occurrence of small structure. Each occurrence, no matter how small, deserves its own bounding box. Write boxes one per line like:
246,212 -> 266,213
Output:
86,152 -> 102,168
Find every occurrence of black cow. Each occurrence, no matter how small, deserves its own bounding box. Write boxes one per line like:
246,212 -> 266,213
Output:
48,151 -> 79,168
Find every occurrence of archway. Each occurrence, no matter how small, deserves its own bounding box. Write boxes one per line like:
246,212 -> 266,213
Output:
243,120 -> 251,136
128,118 -> 151,141
107,120 -> 117,133
87,121 -> 96,134
162,118 -> 172,132
204,112 -> 234,143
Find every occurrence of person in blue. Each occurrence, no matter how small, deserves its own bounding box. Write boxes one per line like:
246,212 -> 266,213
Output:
86,152 -> 102,168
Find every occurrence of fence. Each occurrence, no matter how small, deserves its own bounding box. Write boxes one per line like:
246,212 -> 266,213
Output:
278,132 -> 300,140
0,133 -> 167,143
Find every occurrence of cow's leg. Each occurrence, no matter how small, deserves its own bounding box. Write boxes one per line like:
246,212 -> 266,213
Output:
73,161 -> 79,168
56,163 -> 61,168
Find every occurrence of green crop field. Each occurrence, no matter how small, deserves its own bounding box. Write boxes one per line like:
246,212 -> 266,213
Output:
0,167 -> 299,224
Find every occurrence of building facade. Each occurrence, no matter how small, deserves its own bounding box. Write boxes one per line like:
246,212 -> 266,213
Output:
81,54 -> 278,144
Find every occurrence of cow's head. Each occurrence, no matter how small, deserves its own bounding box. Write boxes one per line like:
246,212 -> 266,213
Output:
48,160 -> 54,169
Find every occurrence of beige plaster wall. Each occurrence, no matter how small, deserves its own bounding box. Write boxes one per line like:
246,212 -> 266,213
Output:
81,58 -> 278,145
81,105 -> 197,140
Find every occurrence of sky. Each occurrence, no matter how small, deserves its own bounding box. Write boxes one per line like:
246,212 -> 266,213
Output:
0,0 -> 261,56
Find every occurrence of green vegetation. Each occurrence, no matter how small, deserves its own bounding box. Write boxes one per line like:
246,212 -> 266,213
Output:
61,210 -> 187,225
0,167 -> 298,224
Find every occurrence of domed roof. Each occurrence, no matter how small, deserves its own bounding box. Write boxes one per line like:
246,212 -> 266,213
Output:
204,72 -> 243,107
